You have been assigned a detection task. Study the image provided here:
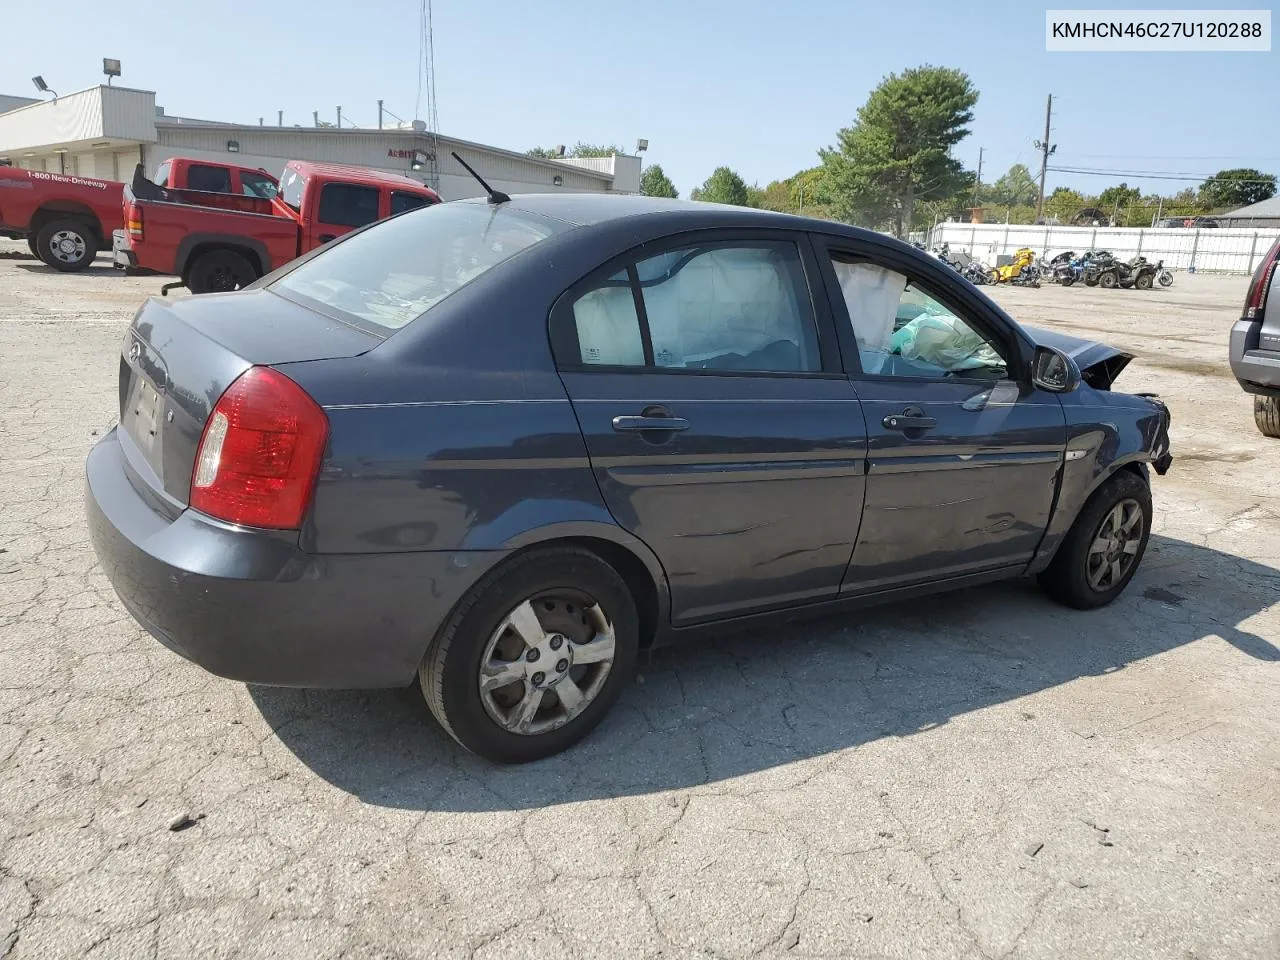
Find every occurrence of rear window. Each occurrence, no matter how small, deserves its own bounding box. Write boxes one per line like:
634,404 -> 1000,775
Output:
187,164 -> 233,193
318,183 -> 380,227
279,167 -> 305,211
270,203 -> 567,333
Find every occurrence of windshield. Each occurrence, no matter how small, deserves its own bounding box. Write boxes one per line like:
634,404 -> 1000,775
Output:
270,202 -> 568,332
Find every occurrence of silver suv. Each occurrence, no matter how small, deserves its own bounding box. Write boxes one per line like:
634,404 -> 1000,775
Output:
1231,238 -> 1280,437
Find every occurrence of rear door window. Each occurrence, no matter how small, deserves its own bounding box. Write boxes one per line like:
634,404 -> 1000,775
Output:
239,169 -> 278,199
391,191 -> 433,215
187,164 -> 233,193
318,184 -> 381,227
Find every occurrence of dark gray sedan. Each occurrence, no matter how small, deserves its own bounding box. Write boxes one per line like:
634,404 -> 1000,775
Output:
86,193 -> 1173,763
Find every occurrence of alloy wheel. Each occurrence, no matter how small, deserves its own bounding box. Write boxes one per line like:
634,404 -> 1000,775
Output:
478,592 -> 616,736
48,229 -> 86,265
1086,498 -> 1144,592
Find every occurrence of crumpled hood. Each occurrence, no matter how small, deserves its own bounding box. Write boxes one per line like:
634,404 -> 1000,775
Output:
1023,325 -> 1134,389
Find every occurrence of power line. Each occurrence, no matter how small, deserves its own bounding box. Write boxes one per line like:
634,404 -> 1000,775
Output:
1049,165 -> 1277,184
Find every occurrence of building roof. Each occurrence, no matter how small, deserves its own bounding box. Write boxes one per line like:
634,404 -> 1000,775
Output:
1219,196 -> 1280,220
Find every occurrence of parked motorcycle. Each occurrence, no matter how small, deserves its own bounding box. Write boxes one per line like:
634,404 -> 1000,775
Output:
1156,261 -> 1174,286
988,248 -> 1039,285
1039,251 -> 1074,281
1058,250 -> 1109,287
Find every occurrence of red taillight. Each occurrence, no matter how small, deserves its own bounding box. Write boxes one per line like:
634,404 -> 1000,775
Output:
190,367 -> 328,530
126,200 -> 143,240
1245,238 -> 1280,320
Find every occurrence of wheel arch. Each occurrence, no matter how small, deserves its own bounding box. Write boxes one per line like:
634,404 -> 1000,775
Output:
31,203 -> 103,241
495,523 -> 671,649
176,234 -> 271,280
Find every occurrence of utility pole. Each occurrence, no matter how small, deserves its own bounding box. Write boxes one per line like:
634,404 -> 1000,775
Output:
973,147 -> 984,208
1034,94 -> 1056,223
377,99 -> 384,130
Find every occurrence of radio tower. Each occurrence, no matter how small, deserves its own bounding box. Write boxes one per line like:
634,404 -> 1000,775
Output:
414,0 -> 441,189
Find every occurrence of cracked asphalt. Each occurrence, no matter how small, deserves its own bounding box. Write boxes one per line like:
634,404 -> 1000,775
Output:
1,244 -> 1278,959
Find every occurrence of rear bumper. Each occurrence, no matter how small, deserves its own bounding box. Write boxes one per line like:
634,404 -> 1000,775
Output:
111,230 -> 136,270
85,427 -> 501,688
1230,319 -> 1280,396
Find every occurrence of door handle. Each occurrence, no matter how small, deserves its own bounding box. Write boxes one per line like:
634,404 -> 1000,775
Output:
612,415 -> 690,433
883,414 -> 938,431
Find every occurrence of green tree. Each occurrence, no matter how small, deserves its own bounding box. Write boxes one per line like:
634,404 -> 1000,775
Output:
818,64 -> 978,236
1199,168 -> 1278,210
1097,182 -> 1143,223
525,142 -> 624,160
640,163 -> 679,198
1043,187 -> 1087,223
694,166 -> 750,206
988,164 -> 1038,206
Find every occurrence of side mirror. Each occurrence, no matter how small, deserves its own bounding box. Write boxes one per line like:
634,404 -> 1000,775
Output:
1031,345 -> 1081,393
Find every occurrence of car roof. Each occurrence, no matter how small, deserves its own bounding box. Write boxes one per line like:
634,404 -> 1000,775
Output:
460,192 -> 874,238
287,160 -> 438,194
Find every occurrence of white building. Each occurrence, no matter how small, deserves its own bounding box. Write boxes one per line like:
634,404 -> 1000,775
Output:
0,85 -> 641,200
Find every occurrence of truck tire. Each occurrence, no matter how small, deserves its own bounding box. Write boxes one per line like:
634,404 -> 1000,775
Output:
36,219 -> 97,272
1256,395 -> 1280,439
26,236 -> 45,262
187,249 -> 257,294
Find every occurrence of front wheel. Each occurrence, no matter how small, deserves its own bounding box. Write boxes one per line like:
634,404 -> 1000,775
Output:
1098,271 -> 1118,289
36,219 -> 97,272
1134,272 -> 1154,290
419,547 -> 639,763
1255,395 -> 1280,438
1038,470 -> 1152,609
1158,270 -> 1174,287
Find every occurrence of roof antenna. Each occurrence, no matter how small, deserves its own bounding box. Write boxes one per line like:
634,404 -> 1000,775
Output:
451,151 -> 510,204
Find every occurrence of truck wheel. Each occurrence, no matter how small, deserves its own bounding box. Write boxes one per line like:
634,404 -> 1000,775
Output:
1255,395 -> 1280,439
187,250 -> 256,294
36,219 -> 97,272
1038,470 -> 1152,610
25,236 -> 45,262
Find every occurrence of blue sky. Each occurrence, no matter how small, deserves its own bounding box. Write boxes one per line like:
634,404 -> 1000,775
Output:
5,1 -> 1275,197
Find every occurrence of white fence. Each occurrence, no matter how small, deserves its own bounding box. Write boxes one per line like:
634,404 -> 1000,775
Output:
921,222 -> 1280,275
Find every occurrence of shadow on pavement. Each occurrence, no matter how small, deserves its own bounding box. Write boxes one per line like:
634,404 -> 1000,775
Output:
248,533 -> 1279,810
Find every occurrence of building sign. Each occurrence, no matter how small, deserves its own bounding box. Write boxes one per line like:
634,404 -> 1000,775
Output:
388,149 -> 435,161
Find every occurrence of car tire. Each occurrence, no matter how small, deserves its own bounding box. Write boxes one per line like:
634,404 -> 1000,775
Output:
1038,470 -> 1152,610
1255,395 -> 1280,439
36,218 -> 97,272
419,546 -> 639,763
187,249 -> 257,294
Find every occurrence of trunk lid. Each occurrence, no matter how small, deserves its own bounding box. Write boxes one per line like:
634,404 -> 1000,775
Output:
118,289 -> 375,509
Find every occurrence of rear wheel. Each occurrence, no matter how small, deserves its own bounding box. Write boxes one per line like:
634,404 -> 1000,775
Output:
1038,470 -> 1152,609
1134,272 -> 1153,290
1098,270 -> 1118,289
36,219 -> 97,272
1255,395 -> 1280,439
1060,274 -> 1075,287
187,249 -> 257,294
419,547 -> 639,763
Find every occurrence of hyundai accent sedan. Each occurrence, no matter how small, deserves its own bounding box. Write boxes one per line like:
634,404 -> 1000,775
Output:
86,192 -> 1173,763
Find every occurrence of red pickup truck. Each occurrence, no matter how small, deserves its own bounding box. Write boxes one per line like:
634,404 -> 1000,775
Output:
115,160 -> 442,294
0,159 -> 278,272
